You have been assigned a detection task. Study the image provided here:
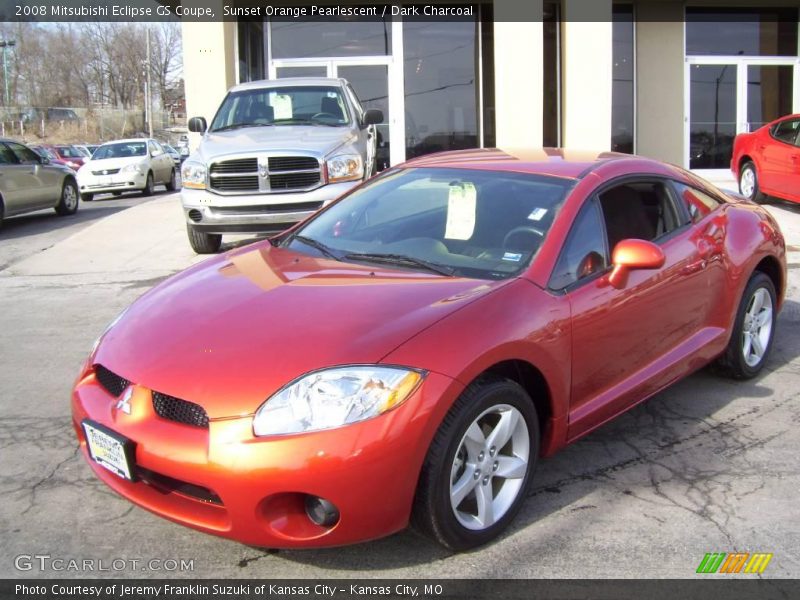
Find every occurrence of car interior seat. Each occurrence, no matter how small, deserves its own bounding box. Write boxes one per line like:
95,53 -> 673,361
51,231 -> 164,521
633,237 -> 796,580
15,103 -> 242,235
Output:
599,185 -> 657,252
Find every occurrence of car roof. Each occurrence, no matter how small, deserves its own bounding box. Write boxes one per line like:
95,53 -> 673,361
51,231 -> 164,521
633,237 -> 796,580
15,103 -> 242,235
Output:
229,77 -> 346,93
401,147 -> 669,179
98,138 -> 151,145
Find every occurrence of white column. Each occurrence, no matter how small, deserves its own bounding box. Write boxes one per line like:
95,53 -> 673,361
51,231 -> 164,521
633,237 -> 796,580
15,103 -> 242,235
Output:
494,0 -> 543,148
561,0 -> 613,150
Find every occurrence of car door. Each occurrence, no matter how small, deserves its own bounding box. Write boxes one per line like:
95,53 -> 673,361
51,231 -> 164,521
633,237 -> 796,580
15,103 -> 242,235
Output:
148,140 -> 168,183
552,179 -> 721,440
759,118 -> 800,195
0,142 -> 30,215
4,142 -> 52,210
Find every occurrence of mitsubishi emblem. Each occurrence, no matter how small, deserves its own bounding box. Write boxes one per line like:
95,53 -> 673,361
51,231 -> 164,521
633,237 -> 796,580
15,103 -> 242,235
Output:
116,387 -> 133,415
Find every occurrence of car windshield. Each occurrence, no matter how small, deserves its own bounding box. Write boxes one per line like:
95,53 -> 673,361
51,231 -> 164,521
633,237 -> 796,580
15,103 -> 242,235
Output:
92,142 -> 147,160
210,85 -> 350,131
56,146 -> 83,158
286,167 -> 573,280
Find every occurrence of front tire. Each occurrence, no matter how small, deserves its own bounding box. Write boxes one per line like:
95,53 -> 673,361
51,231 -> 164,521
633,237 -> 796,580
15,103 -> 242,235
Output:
715,272 -> 777,379
142,172 -> 154,197
412,377 -> 539,551
55,180 -> 79,216
187,225 -> 222,254
739,162 -> 766,203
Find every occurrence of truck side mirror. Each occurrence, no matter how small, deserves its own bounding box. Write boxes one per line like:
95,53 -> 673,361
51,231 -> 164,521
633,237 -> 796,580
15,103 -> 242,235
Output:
362,109 -> 383,128
188,117 -> 207,133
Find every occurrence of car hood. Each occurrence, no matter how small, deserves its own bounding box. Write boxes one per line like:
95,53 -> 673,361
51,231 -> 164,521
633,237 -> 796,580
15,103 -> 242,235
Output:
94,243 -> 505,419
80,156 -> 148,172
196,126 -> 357,161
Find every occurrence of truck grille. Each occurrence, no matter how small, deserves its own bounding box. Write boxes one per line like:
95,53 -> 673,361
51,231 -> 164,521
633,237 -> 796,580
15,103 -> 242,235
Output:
208,155 -> 322,195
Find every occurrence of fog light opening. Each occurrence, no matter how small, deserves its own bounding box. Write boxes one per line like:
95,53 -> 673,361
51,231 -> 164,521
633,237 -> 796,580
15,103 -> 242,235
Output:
304,495 -> 339,527
188,209 -> 203,222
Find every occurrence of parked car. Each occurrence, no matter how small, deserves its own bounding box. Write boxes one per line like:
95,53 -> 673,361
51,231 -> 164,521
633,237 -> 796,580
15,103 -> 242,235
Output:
76,138 -> 177,201
0,138 -> 79,227
72,148 -> 785,550
31,145 -> 73,170
54,145 -> 88,169
181,77 -> 383,253
13,107 -> 80,125
732,113 -> 800,203
161,143 -> 181,167
30,144 -> 83,171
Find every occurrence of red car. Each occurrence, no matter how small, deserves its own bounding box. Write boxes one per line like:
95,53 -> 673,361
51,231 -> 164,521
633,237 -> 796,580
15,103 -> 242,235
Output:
32,144 -> 86,171
732,113 -> 800,204
72,148 -> 785,550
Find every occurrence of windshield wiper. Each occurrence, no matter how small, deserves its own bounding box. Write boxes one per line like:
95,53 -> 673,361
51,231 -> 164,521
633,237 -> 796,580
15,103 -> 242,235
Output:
343,252 -> 456,277
272,118 -> 341,127
211,122 -> 272,132
290,235 -> 342,261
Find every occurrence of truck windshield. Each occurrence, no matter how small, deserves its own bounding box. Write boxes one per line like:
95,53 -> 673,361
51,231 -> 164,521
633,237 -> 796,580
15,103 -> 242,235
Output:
210,86 -> 351,131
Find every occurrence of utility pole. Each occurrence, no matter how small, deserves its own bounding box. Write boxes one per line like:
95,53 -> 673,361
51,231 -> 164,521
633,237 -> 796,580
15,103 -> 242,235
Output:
0,40 -> 16,106
145,28 -> 153,138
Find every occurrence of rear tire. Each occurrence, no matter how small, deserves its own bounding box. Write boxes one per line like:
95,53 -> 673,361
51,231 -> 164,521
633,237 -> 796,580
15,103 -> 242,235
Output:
55,179 -> 79,216
187,225 -> 222,254
412,377 -> 539,551
714,272 -> 777,379
165,168 -> 177,192
142,172 -> 154,197
81,193 -> 93,202
739,162 -> 766,203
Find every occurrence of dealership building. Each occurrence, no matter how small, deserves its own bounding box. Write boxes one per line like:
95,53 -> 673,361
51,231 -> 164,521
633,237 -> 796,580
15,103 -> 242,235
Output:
181,0 -> 800,183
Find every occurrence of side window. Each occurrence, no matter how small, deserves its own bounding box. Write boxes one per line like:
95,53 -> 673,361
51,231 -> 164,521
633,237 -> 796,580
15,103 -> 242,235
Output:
0,144 -> 19,164
598,181 -> 681,253
770,119 -> 800,145
6,142 -> 40,164
550,200 -> 608,290
673,182 -> 721,223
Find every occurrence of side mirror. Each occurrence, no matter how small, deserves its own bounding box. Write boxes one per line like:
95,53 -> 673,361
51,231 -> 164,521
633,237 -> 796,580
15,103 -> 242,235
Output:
39,155 -> 50,165
362,109 -> 383,127
188,116 -> 207,133
607,238 -> 665,289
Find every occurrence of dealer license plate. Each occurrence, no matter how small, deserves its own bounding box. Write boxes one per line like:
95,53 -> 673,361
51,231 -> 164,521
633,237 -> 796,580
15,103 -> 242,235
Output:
82,420 -> 136,481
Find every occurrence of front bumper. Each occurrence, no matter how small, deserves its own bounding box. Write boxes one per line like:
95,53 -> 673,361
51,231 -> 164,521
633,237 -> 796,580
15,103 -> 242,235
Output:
71,365 -> 462,548
78,171 -> 147,194
181,182 -> 359,234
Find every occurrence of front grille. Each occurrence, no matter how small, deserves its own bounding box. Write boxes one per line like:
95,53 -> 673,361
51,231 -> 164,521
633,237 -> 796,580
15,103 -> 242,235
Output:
213,201 -> 323,215
208,155 -> 321,194
209,175 -> 259,192
209,158 -> 257,174
137,467 -> 223,505
269,156 -> 319,171
92,168 -> 120,175
152,391 -> 209,429
270,172 -> 321,190
95,365 -> 129,397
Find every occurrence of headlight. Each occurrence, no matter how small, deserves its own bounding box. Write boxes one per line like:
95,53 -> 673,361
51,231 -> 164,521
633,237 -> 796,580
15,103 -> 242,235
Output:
121,162 -> 147,174
253,366 -> 424,436
326,154 -> 363,183
181,160 -> 207,189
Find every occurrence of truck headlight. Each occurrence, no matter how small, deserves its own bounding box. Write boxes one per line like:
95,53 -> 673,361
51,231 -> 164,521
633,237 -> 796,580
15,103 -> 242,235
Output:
326,154 -> 363,183
253,366 -> 424,436
181,161 -> 207,190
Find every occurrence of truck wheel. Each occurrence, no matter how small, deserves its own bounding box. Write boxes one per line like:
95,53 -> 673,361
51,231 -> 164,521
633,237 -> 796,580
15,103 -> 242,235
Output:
187,225 -> 222,254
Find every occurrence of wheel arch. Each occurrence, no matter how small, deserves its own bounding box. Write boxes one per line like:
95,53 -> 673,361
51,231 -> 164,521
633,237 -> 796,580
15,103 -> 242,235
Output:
754,254 -> 784,307
466,359 -> 556,456
738,155 -> 755,174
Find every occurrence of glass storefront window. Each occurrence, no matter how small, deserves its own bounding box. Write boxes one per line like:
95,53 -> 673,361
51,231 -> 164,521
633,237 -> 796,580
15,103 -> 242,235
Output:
686,8 -> 798,56
276,66 -> 328,78
237,21 -> 264,83
543,2 -> 560,148
689,64 -> 736,169
612,5 -> 634,154
402,12 -> 478,159
747,65 -> 793,131
270,19 -> 392,59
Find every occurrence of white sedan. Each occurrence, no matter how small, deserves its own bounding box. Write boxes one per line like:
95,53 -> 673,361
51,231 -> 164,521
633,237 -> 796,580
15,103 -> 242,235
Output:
76,138 -> 176,201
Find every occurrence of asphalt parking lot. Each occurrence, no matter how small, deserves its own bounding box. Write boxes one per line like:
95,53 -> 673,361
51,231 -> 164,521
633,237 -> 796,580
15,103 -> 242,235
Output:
0,190 -> 798,579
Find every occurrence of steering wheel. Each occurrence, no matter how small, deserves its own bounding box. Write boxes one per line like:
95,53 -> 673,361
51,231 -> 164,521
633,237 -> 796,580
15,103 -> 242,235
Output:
502,226 -> 545,249
312,112 -> 338,121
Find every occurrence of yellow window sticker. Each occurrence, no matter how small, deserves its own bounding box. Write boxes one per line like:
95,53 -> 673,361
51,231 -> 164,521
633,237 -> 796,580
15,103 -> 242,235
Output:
445,182 -> 477,240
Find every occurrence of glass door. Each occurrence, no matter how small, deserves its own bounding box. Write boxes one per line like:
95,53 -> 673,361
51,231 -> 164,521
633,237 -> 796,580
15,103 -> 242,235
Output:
685,57 -> 799,174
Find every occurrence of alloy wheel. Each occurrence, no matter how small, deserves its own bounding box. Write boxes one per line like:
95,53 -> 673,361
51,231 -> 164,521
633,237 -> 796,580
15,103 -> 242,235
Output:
742,287 -> 773,367
449,404 -> 529,530
63,184 -> 78,210
740,168 -> 756,198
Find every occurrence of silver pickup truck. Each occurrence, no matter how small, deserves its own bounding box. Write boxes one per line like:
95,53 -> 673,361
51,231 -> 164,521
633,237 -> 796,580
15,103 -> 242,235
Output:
181,77 -> 383,253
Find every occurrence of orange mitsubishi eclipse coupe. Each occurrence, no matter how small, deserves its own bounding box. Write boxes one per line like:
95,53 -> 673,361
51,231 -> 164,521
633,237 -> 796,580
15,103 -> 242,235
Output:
72,148 -> 786,551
